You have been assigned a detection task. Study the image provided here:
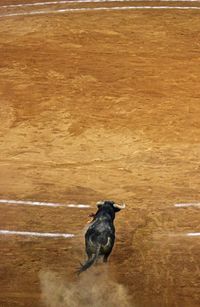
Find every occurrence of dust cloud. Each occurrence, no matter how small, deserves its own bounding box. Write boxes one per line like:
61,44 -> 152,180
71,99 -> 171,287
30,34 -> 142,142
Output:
39,268 -> 132,307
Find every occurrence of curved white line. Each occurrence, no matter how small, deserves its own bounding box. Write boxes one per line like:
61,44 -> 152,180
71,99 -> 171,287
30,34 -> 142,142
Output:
0,199 -> 90,208
0,229 -> 75,238
0,5 -> 200,17
1,0 -> 200,9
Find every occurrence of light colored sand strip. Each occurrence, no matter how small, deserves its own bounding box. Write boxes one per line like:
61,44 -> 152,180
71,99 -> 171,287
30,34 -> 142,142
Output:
186,232 -> 200,236
175,203 -> 200,208
0,229 -> 75,238
1,5 -> 200,17
1,0 -> 200,9
0,199 -> 90,208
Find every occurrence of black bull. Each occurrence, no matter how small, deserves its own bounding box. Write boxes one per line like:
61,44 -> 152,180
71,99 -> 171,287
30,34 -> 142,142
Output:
78,200 -> 125,274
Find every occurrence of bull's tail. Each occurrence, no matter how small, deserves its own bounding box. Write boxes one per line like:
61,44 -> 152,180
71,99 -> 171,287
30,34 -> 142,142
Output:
77,244 -> 101,275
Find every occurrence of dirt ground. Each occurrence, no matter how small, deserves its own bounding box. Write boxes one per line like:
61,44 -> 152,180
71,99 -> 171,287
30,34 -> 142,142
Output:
0,1 -> 200,306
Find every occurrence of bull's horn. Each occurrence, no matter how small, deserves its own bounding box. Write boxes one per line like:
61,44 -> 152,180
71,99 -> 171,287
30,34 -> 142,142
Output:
113,203 -> 126,209
96,200 -> 104,206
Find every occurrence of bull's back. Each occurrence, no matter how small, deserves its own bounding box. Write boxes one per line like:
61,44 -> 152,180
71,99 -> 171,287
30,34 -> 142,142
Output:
85,216 -> 115,249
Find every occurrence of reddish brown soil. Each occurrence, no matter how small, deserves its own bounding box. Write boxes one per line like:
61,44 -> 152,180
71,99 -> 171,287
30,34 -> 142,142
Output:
0,3 -> 200,306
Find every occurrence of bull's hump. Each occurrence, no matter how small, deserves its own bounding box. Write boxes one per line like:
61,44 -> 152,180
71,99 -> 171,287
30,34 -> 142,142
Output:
98,212 -> 113,221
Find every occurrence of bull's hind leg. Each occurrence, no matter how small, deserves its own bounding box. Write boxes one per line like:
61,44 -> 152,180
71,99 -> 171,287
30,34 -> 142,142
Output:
103,255 -> 108,263
103,252 -> 111,263
102,236 -> 114,263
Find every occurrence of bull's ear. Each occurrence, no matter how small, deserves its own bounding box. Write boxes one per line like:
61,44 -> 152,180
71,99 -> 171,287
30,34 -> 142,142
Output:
113,206 -> 121,212
96,200 -> 104,208
113,203 -> 125,212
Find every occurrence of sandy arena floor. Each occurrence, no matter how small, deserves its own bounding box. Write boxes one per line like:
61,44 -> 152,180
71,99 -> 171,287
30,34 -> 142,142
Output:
0,1 -> 200,306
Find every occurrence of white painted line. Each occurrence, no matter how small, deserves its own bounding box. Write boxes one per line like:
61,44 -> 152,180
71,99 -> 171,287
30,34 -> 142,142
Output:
1,0 -> 200,9
186,232 -> 200,236
1,5 -> 200,17
0,229 -> 75,238
0,199 -> 90,208
160,232 -> 200,238
175,203 -> 200,208
67,204 -> 89,208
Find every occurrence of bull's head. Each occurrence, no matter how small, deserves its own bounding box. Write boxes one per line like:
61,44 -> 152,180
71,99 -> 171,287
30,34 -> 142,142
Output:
96,200 -> 126,212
